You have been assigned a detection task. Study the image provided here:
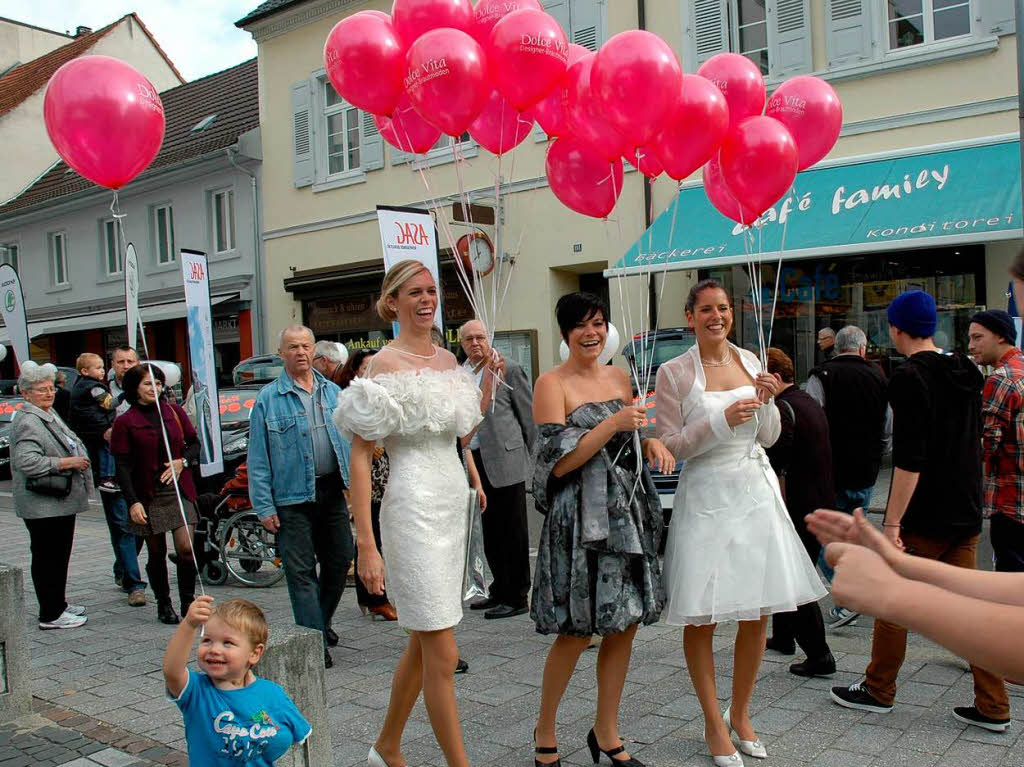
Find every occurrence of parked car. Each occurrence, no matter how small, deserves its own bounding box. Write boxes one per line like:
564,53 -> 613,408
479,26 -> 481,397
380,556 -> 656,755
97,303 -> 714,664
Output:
217,387 -> 261,476
0,397 -> 26,480
232,354 -> 283,386
57,366 -> 79,389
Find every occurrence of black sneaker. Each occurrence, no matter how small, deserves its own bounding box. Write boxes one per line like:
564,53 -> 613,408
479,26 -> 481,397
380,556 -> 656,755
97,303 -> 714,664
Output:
790,653 -> 836,678
455,658 -> 469,674
830,681 -> 892,713
98,479 -> 120,494
953,706 -> 1010,732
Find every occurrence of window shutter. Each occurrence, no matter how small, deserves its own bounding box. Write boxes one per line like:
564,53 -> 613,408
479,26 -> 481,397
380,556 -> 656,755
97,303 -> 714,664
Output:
683,0 -> 729,72
768,0 -> 811,77
542,0 -> 570,39
290,80 -> 314,188
569,0 -> 603,51
824,0 -> 875,68
980,0 -> 1015,36
360,110 -> 384,170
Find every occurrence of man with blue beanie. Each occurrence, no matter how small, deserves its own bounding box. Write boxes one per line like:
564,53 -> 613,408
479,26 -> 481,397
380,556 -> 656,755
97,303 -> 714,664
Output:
831,290 -> 1010,732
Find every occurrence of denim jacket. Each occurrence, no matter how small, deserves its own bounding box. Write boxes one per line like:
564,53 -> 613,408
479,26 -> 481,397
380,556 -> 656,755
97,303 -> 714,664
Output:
247,369 -> 351,519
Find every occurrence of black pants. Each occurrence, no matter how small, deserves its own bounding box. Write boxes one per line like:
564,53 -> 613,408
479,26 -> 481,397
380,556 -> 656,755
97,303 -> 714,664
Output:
473,449 -> 531,608
991,514 -> 1024,572
277,475 -> 353,647
354,501 -> 388,608
24,515 -> 76,622
770,504 -> 830,660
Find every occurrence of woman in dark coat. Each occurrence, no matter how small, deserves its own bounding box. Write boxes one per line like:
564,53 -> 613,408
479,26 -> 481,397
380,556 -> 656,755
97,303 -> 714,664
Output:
110,364 -> 200,625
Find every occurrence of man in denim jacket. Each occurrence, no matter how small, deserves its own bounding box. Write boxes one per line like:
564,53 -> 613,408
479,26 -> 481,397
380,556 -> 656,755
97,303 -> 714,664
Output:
248,325 -> 352,668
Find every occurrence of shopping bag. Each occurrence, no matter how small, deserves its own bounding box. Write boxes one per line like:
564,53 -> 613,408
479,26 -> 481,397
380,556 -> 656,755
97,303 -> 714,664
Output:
462,489 -> 487,602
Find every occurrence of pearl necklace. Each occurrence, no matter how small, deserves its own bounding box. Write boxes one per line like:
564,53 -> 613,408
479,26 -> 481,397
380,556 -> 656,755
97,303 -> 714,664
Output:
392,344 -> 438,360
700,347 -> 733,367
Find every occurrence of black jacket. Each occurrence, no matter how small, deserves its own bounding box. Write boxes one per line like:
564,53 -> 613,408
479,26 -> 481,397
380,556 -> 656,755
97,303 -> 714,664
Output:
767,387 -> 834,524
68,375 -> 115,451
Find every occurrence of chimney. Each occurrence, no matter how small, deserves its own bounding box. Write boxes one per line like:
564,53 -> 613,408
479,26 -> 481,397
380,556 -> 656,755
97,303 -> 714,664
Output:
74,26 -> 92,37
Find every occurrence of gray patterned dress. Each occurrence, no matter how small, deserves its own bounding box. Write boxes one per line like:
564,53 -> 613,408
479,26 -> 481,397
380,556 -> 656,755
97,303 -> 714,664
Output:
530,399 -> 665,637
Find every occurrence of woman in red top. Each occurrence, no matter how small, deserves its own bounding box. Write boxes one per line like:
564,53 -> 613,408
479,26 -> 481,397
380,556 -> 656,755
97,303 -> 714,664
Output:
110,364 -> 200,625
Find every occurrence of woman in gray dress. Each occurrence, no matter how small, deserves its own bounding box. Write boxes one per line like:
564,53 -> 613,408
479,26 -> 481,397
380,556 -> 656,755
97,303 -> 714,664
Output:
531,293 -> 674,767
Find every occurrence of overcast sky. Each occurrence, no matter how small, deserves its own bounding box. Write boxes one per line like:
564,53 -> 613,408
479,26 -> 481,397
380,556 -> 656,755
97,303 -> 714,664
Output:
1,0 -> 260,80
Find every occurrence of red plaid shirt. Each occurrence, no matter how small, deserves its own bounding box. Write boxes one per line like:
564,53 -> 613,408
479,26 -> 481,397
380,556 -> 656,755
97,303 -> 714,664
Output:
982,347 -> 1024,521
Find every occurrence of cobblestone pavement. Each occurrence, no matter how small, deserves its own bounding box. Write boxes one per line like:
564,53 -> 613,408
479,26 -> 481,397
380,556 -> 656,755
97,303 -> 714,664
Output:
0,488 -> 1018,767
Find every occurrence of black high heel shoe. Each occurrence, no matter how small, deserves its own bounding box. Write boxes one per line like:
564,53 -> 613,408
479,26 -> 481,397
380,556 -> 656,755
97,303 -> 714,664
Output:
533,728 -> 561,767
586,729 -> 644,766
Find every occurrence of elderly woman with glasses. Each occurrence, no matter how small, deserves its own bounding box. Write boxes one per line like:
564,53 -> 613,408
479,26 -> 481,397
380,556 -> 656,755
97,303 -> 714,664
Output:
12,363 -> 93,630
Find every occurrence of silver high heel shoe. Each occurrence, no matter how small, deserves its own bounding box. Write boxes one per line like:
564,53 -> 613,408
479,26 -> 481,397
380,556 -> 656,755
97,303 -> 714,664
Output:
368,746 -> 396,767
723,707 -> 767,759
704,726 -> 744,767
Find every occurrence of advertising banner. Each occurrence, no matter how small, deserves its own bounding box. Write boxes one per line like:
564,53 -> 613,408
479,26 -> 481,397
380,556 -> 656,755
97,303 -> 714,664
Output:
181,249 -> 223,477
376,205 -> 443,330
0,265 -> 29,367
124,242 -> 140,350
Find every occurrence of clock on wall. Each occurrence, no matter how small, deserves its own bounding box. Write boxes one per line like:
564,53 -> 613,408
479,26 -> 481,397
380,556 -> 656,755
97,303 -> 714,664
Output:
456,232 -> 495,277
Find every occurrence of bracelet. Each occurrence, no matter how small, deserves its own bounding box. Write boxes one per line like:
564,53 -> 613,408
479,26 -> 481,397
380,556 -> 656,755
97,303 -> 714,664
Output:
882,522 -> 900,528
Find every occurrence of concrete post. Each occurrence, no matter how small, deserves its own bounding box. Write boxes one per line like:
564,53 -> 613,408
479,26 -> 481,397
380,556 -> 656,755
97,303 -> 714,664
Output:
257,624 -> 329,767
0,564 -> 31,722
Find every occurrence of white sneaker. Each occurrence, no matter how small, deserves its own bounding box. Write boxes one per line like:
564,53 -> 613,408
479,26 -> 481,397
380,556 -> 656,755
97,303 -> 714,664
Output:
39,611 -> 87,630
826,606 -> 859,628
65,604 -> 85,616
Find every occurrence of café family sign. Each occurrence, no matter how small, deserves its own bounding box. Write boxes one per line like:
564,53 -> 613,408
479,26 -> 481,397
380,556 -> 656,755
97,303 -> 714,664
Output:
609,137 -> 1022,276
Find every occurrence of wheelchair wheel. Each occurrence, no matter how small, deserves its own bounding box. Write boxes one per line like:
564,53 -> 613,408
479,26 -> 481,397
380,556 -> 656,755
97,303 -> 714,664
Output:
201,560 -> 228,586
220,510 -> 285,587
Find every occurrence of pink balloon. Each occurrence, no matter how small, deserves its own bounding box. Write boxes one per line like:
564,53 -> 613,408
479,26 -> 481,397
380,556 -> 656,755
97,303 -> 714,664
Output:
703,154 -> 753,224
765,75 -> 843,171
391,0 -> 473,47
625,146 -> 663,179
405,28 -> 489,137
719,116 -> 798,223
471,0 -> 542,45
533,43 -> 590,138
489,9 -> 569,111
566,54 -> 627,161
697,52 -> 766,131
43,56 -> 165,190
546,135 -> 624,219
355,10 -> 393,21
469,90 -> 535,155
375,93 -> 442,154
325,14 -> 405,115
591,30 -> 682,148
653,74 -> 729,182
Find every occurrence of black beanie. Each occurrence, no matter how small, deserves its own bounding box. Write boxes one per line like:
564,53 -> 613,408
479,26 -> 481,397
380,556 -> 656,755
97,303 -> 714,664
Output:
970,309 -> 1017,345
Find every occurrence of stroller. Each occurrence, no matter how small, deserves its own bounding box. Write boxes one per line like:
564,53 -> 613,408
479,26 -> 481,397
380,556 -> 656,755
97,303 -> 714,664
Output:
195,463 -> 285,588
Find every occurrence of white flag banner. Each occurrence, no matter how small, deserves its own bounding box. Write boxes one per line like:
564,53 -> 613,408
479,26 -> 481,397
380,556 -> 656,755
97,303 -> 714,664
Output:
0,265 -> 29,367
181,249 -> 223,477
376,205 -> 443,330
124,242 -> 140,350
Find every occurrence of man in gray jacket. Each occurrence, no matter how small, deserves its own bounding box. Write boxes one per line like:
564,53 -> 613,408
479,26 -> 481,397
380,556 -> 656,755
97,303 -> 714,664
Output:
460,320 -> 537,619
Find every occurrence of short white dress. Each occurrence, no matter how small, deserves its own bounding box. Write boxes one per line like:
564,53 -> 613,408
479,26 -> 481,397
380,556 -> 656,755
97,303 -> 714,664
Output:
655,345 -> 826,625
335,367 -> 482,631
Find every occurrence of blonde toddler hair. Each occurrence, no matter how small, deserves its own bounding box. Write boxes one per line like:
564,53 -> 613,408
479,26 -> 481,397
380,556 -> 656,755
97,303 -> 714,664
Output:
213,599 -> 269,650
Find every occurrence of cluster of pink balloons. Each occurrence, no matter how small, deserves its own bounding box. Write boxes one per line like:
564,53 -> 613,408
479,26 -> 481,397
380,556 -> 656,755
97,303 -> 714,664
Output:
43,55 -> 166,190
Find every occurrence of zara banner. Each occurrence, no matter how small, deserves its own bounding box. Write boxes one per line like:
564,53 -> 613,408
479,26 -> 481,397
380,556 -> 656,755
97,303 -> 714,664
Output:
376,205 -> 443,330
0,265 -> 29,367
124,243 -> 140,350
181,249 -> 223,477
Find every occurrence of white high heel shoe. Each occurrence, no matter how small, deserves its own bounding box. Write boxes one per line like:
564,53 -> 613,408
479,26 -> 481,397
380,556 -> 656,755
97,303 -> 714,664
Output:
704,726 -> 744,767
723,707 -> 767,759
368,746 -> 397,767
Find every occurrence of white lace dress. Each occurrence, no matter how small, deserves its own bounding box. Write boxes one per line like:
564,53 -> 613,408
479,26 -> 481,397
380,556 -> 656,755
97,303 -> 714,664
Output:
335,367 -> 482,631
655,345 -> 826,625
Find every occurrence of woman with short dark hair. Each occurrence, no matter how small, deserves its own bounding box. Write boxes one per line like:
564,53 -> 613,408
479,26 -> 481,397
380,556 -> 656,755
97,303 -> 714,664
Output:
111,364 -> 200,625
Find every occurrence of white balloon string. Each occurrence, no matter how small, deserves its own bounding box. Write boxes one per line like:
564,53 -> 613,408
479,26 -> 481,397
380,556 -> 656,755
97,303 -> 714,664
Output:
766,183 -> 796,352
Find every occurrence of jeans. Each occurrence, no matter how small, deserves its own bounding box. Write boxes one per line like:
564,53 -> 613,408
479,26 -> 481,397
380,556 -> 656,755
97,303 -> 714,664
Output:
818,486 -> 875,584
98,445 -> 116,479
277,475 -> 353,648
101,493 -> 145,592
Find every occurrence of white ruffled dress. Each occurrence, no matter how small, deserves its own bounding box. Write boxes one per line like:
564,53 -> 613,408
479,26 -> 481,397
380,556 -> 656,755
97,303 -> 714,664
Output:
335,367 -> 482,631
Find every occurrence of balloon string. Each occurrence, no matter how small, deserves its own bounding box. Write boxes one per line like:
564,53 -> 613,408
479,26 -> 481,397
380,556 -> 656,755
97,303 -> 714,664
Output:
766,182 -> 796,352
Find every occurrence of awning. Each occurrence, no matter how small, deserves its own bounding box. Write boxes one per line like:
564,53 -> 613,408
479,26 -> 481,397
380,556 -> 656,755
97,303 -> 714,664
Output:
607,136 -> 1023,277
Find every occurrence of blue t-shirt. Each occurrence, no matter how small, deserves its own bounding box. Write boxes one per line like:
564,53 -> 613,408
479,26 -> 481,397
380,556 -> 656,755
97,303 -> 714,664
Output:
170,670 -> 311,766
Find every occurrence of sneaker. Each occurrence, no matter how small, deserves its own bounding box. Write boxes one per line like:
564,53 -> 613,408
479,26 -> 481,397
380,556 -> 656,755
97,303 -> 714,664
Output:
39,612 -> 87,630
953,706 -> 1010,732
826,606 -> 860,628
127,590 -> 146,607
65,604 -> 86,616
114,576 -> 123,590
98,479 -> 120,494
830,681 -> 892,713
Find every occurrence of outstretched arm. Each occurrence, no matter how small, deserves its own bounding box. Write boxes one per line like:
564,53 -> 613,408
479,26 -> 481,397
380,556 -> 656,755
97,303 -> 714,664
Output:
163,596 -> 213,697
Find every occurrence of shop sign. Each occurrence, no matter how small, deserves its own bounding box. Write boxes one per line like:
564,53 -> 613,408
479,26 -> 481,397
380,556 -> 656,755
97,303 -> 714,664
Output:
611,138 -> 1022,275
307,295 -> 388,334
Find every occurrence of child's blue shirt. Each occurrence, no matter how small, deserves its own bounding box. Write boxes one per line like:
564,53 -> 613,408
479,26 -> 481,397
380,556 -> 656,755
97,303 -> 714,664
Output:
169,670 -> 311,766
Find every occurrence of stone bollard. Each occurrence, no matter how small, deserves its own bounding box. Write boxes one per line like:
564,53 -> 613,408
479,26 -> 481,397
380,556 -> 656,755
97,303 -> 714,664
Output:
0,564 -> 31,722
257,623 -> 330,767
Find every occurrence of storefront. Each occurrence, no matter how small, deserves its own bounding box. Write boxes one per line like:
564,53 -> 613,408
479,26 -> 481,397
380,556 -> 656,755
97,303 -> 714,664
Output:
609,136 -> 1022,382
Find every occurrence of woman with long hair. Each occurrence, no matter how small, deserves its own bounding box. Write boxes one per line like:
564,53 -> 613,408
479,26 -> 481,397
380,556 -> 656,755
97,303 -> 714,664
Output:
655,280 -> 825,767
531,292 -> 673,767
336,260 -> 497,767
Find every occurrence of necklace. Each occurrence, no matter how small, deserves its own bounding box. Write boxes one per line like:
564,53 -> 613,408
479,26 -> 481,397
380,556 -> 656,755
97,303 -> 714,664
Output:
701,347 -> 733,367
392,344 -> 438,360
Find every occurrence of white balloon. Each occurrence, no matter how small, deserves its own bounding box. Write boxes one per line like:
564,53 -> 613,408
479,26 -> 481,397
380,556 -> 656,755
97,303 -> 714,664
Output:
334,342 -> 349,366
559,340 -> 570,362
20,360 -> 37,372
599,322 -> 621,365
0,346 -> 9,363
40,363 -> 58,377
152,361 -> 181,388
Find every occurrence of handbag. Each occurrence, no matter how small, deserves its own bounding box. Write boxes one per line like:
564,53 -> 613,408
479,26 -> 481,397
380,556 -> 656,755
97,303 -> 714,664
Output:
25,416 -> 74,498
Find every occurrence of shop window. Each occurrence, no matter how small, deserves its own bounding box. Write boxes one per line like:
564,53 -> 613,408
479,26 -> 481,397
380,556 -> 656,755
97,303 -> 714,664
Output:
0,243 -> 17,272
210,189 -> 236,254
324,81 -> 361,175
887,0 -> 971,50
102,217 -> 124,276
153,204 -> 176,264
49,231 -> 69,287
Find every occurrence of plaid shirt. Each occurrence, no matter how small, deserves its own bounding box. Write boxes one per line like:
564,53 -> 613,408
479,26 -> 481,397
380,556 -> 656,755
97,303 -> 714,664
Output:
982,347 -> 1024,521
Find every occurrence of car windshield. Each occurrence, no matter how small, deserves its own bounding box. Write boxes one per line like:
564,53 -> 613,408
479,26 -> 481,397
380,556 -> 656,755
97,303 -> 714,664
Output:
625,337 -> 695,368
233,356 -> 284,386
218,391 -> 257,425
0,398 -> 26,423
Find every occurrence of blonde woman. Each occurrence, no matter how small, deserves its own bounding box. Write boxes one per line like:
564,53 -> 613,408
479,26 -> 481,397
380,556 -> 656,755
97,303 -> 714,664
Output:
336,260 -> 497,767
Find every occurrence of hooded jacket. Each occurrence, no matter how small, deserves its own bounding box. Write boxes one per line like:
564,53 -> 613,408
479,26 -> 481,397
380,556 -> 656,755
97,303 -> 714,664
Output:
889,351 -> 983,537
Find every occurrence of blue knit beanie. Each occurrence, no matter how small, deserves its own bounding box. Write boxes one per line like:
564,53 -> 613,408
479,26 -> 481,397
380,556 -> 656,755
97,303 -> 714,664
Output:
887,290 -> 937,338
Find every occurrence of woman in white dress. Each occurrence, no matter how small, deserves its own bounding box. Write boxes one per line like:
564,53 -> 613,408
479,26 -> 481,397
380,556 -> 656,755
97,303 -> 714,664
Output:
336,260 -> 498,767
655,279 -> 826,767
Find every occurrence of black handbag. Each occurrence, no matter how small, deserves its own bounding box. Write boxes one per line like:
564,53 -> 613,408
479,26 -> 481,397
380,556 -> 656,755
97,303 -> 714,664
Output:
24,416 -> 75,498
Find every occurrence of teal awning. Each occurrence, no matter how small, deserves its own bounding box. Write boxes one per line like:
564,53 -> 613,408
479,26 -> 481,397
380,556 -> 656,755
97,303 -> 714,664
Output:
608,136 -> 1023,277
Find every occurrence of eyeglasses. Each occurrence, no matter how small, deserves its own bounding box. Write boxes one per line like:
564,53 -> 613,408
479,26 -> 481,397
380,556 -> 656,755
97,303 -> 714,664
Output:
32,386 -> 56,394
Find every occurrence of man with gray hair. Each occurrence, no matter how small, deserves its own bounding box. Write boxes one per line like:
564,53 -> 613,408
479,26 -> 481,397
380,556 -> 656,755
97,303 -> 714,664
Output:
807,325 -> 891,627
248,325 -> 352,668
312,340 -> 346,384
817,327 -> 837,364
